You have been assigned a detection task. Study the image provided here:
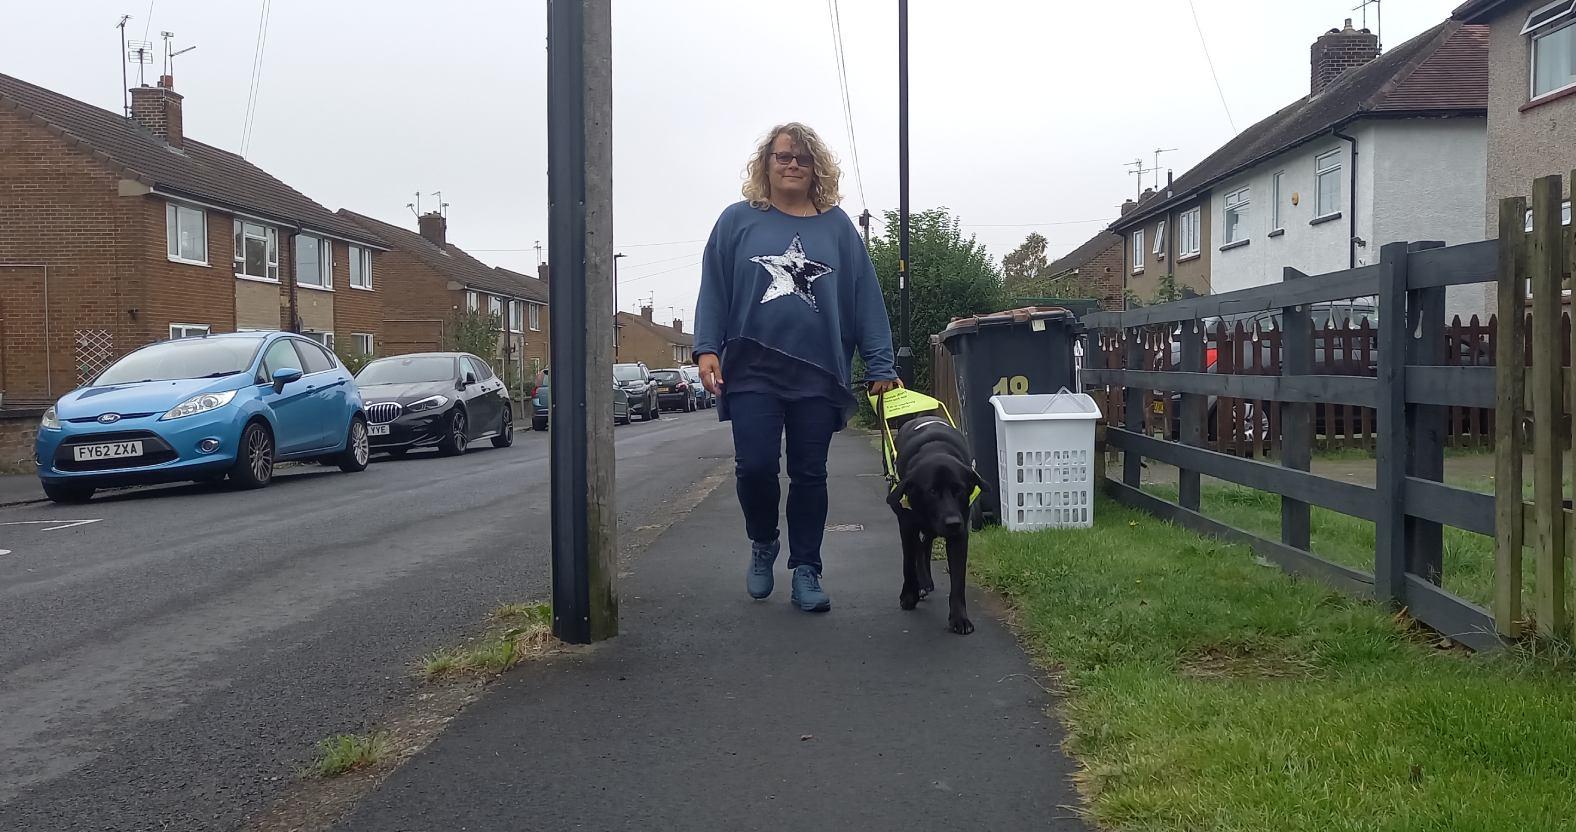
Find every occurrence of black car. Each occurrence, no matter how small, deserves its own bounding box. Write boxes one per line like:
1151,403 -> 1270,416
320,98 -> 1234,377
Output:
355,352 -> 513,456
651,368 -> 697,412
614,362 -> 661,421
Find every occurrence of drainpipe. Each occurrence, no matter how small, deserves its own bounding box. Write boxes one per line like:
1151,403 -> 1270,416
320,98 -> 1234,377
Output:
1333,128 -> 1359,270
289,224 -> 303,333
0,264 -> 50,398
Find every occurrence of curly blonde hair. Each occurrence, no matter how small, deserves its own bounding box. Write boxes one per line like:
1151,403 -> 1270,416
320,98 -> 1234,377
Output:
741,122 -> 843,212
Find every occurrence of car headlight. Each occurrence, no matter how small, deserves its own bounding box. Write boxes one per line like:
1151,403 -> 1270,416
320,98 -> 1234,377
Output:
40,407 -> 60,430
160,390 -> 238,421
406,395 -> 448,413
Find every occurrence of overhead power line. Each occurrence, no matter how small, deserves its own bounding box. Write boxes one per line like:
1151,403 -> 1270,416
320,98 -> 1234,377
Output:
618,259 -> 702,285
966,218 -> 1111,229
1186,0 -> 1237,134
469,237 -> 707,253
827,0 -> 867,209
240,0 -> 272,158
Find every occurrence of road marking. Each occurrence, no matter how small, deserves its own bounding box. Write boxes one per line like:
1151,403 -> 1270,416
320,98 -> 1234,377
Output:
0,550 -> 9,556
0,518 -> 103,532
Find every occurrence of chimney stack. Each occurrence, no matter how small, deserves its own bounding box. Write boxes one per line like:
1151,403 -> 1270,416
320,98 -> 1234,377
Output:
418,211 -> 447,247
640,305 -> 653,321
1120,198 -> 1138,216
537,262 -> 550,285
129,75 -> 184,148
672,318 -> 684,334
1311,19 -> 1380,94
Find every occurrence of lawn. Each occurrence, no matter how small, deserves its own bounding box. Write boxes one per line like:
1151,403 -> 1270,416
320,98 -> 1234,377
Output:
970,497 -> 1576,832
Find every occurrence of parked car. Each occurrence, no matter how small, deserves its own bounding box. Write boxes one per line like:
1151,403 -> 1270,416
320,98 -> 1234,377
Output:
614,362 -> 661,421
35,331 -> 369,503
531,369 -> 633,430
651,368 -> 697,412
355,353 -> 513,457
681,366 -> 714,409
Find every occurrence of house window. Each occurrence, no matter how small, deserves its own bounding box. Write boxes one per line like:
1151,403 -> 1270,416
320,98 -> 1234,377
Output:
1224,187 -> 1251,244
234,220 -> 279,281
674,344 -> 691,363
528,302 -> 542,331
466,291 -> 479,312
301,330 -> 336,352
165,203 -> 206,264
1526,0 -> 1576,98
489,295 -> 504,327
1131,229 -> 1145,274
294,234 -> 332,289
169,323 -> 209,339
1179,207 -> 1201,257
349,246 -> 372,290
1152,220 -> 1167,258
1524,200 -> 1575,231
1271,171 -> 1285,231
352,333 -> 374,355
509,300 -> 523,333
1314,150 -> 1342,219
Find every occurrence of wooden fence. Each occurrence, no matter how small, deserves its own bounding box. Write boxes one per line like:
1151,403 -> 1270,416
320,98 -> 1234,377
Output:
1081,174 -> 1576,649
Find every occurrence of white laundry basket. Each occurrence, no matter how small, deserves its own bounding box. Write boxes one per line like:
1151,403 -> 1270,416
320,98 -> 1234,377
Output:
991,390 -> 1102,531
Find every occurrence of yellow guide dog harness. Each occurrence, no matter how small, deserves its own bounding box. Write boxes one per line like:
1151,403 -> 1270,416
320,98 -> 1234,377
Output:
868,388 -> 982,510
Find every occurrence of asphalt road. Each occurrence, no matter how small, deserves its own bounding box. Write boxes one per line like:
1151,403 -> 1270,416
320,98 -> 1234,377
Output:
0,409 -> 730,831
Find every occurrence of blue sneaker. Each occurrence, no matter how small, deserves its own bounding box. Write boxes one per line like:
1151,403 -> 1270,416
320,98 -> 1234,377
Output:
790,565 -> 831,612
748,538 -> 779,599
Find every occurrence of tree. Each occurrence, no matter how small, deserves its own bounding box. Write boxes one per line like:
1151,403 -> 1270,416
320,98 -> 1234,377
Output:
868,208 -> 1005,394
446,309 -> 501,358
1002,232 -> 1051,292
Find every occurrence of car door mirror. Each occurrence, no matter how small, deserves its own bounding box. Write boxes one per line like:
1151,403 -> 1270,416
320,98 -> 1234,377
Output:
272,366 -> 303,392
464,372 -> 478,387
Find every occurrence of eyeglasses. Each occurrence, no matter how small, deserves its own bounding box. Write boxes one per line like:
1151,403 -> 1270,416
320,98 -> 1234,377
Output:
771,151 -> 814,168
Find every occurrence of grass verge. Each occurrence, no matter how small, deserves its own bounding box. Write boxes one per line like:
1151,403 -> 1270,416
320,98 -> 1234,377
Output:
970,496 -> 1576,831
310,732 -> 390,778
420,601 -> 555,680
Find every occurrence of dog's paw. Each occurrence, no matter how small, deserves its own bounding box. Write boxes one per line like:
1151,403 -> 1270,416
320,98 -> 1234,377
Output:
948,615 -> 975,635
919,575 -> 935,595
899,590 -> 920,611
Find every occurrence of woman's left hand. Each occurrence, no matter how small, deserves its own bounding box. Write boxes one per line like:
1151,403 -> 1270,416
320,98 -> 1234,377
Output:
868,378 -> 903,396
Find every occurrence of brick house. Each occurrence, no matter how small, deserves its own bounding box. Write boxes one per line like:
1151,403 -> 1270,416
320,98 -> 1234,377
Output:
1109,19 -> 1488,315
0,71 -> 386,408
616,307 -> 693,370
1021,229 -> 1126,310
340,210 -> 549,385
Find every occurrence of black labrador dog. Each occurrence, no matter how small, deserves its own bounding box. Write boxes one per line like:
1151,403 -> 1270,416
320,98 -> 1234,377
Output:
886,414 -> 985,635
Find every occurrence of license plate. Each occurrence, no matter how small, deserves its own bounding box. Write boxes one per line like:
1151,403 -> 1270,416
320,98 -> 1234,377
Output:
368,424 -> 391,436
661,386 -> 674,392
1151,401 -> 1166,415
73,440 -> 143,461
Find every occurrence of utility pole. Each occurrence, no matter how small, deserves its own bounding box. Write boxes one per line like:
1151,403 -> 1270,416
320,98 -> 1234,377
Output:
858,208 -> 872,249
547,0 -> 617,644
613,251 -> 626,358
896,0 -> 913,388
116,16 -> 130,116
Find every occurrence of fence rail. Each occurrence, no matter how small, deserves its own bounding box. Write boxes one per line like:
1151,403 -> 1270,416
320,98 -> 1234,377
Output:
1080,174 -> 1575,650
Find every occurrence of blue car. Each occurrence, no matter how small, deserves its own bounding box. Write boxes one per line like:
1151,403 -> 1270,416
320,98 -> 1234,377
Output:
35,331 -> 370,503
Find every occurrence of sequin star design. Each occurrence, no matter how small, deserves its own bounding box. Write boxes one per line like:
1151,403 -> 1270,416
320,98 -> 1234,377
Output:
752,234 -> 833,311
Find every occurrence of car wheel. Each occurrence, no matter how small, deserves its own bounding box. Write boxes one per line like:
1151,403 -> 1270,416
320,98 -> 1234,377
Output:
230,421 -> 275,489
649,393 -> 661,420
492,407 -> 514,448
686,396 -> 696,413
338,417 -> 371,472
618,407 -> 632,426
438,409 -> 468,456
43,482 -> 94,504
532,416 -> 548,432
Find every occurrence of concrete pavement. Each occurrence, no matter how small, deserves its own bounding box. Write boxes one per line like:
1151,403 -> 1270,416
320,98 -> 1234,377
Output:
338,431 -> 1089,832
0,411 -> 727,831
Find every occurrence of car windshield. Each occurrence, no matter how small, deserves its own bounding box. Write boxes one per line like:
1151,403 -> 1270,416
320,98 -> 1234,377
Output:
356,356 -> 456,384
94,336 -> 265,386
614,365 -> 645,382
651,370 -> 683,382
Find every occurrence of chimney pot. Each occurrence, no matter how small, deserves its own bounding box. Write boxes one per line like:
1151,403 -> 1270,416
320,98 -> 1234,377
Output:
640,305 -> 653,321
418,211 -> 447,247
672,319 -> 684,334
1310,18 -> 1380,94
1120,199 -> 1138,216
128,83 -> 184,148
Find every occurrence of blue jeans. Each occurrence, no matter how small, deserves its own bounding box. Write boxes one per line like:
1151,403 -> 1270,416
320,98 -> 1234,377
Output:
727,391 -> 840,574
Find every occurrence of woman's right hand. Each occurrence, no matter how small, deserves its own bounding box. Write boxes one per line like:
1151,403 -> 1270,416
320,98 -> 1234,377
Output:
698,353 -> 724,396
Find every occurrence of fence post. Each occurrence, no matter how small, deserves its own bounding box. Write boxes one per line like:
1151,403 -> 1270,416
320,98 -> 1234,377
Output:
1124,328 -> 1144,487
1407,241 -> 1448,585
1374,241 -> 1411,603
1179,317 -> 1204,511
1495,196 -> 1527,638
1281,267 -> 1312,552
1530,174 -> 1569,638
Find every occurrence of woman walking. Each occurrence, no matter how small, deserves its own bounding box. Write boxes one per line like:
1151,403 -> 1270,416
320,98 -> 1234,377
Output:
693,122 -> 899,613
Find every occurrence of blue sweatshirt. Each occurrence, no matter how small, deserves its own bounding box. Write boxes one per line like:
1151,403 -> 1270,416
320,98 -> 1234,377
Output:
693,201 -> 896,425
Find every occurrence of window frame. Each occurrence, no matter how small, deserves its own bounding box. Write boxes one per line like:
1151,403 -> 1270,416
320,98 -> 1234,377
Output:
1179,206 -> 1201,258
165,202 -> 207,265
1131,228 -> 1146,274
1223,186 -> 1251,244
300,330 -> 336,353
1314,150 -> 1343,220
489,295 -> 504,328
1529,13 -> 1576,100
349,245 -> 373,290
466,290 -> 479,312
352,333 -> 374,356
168,323 -> 210,340
1152,220 -> 1167,258
528,302 -> 542,331
1271,171 -> 1285,231
294,234 -> 334,290
509,300 -> 524,334
233,220 -> 280,282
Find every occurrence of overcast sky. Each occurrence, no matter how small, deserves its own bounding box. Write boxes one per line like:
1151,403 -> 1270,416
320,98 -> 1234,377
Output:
6,0 -> 1461,329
